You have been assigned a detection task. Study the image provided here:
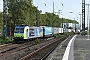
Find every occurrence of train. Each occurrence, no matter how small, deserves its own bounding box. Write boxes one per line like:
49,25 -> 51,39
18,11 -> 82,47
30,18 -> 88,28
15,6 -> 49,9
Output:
13,25 -> 63,41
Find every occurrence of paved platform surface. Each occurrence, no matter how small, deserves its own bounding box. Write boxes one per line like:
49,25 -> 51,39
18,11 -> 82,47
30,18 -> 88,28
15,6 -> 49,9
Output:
74,35 -> 90,60
46,35 -> 90,60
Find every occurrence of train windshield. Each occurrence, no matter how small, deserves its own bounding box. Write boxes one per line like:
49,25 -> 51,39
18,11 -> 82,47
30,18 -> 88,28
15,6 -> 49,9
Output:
14,28 -> 24,33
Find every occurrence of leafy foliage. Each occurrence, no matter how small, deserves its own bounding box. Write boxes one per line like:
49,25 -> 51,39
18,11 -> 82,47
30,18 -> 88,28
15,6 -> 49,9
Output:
0,34 -> 13,44
0,38 -> 13,44
34,39 -> 40,45
81,31 -> 87,36
0,12 -> 3,32
6,0 -> 78,28
5,0 -> 79,27
0,0 -> 79,38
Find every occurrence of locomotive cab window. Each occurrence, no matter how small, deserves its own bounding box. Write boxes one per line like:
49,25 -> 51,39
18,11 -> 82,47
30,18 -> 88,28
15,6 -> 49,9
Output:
20,28 -> 24,33
14,28 -> 19,33
14,28 -> 24,33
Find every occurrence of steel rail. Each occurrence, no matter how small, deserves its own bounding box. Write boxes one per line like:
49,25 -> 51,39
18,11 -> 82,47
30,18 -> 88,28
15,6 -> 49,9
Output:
20,37 -> 65,60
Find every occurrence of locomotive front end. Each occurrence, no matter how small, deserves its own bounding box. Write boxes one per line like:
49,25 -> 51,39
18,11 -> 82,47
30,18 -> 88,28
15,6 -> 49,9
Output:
14,26 -> 25,40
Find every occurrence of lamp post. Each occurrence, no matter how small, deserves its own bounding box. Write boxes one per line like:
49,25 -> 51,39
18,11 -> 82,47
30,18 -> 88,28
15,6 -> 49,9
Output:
51,2 -> 54,27
86,4 -> 90,37
88,11 -> 90,37
79,14 -> 82,31
61,3 -> 63,30
74,18 -> 76,32
3,0 -> 8,37
58,10 -> 62,17
54,10 -> 62,27
75,17 -> 78,32
54,10 -> 62,16
69,12 -> 73,23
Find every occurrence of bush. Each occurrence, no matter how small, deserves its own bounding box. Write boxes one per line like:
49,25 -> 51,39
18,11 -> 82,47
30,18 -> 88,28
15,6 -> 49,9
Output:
34,39 -> 40,45
0,35 -> 13,44
81,31 -> 87,36
54,34 -> 61,38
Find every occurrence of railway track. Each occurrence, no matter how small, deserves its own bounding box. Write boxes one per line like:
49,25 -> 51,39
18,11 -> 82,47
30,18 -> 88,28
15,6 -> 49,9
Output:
0,41 -> 34,54
0,37 -> 55,59
0,36 -> 70,60
0,37 -> 54,54
20,36 -> 68,60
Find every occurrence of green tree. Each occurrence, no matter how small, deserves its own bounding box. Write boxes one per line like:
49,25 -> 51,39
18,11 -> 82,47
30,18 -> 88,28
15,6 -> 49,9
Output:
0,12 -> 3,32
38,12 -> 79,27
3,0 -> 79,31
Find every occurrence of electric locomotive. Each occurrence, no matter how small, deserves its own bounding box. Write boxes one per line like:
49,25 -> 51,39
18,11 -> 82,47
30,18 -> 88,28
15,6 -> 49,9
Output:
13,24 -> 64,42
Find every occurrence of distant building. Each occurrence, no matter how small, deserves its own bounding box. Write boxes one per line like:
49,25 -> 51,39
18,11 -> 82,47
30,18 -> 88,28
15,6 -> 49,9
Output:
72,24 -> 80,32
60,23 -> 80,32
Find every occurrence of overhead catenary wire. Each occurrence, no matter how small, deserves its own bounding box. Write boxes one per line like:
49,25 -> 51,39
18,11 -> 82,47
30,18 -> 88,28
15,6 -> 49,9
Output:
50,0 -> 59,11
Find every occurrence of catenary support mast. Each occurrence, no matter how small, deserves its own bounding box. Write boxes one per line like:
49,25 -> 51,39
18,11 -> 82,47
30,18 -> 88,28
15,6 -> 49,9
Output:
82,0 -> 85,31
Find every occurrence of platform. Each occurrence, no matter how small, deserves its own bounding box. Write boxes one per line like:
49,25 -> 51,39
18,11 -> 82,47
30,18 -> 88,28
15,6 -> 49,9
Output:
74,35 -> 90,60
46,35 -> 90,60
